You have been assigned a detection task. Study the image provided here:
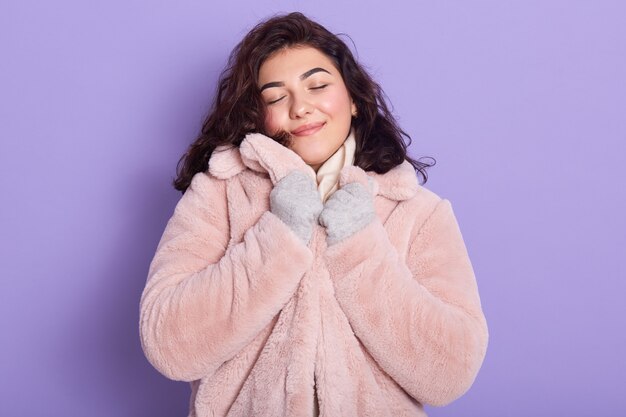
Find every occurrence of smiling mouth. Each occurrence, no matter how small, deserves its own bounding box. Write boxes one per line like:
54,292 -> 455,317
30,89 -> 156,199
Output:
291,122 -> 325,136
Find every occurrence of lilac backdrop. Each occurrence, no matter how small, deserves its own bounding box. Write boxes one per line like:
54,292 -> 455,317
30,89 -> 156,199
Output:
1,1 -> 625,416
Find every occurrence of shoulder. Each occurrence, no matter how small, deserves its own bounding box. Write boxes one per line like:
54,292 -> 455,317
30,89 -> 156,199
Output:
187,169 -> 227,198
187,143 -> 251,196
370,160 -> 443,207
411,183 -> 445,209
395,182 -> 443,229
403,184 -> 467,252
175,170 -> 231,223
379,165 -> 456,243
185,156 -> 268,212
207,145 -> 247,179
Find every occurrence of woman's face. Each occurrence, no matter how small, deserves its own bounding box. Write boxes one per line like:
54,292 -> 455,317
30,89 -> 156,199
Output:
258,46 -> 356,171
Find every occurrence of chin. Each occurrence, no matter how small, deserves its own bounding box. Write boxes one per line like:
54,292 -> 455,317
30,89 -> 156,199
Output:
304,155 -> 327,167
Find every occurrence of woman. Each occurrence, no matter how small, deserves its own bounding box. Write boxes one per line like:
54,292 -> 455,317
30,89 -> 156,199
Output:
139,11 -> 488,417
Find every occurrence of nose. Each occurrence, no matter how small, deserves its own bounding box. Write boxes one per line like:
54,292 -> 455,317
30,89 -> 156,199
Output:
289,92 -> 314,119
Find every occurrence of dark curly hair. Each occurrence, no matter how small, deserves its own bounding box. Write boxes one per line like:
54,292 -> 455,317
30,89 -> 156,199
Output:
173,11 -> 435,193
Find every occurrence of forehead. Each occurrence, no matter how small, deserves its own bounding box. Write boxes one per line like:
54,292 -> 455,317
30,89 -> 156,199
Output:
258,46 -> 337,82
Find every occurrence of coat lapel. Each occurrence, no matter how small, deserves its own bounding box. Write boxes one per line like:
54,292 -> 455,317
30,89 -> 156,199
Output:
208,132 -> 419,201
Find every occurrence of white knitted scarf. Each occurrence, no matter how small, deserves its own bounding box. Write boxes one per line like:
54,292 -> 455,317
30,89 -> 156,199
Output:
306,127 -> 356,203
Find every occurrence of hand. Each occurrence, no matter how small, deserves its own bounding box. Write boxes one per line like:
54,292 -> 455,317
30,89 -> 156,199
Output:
270,170 -> 323,245
319,180 -> 375,245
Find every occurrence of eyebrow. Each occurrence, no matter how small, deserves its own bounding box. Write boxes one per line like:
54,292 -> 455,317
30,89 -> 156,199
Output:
259,67 -> 331,92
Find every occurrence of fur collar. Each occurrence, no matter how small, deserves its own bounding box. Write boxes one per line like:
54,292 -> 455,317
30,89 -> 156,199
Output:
208,132 -> 419,201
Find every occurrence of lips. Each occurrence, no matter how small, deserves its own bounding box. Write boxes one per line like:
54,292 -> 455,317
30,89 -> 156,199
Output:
291,122 -> 325,136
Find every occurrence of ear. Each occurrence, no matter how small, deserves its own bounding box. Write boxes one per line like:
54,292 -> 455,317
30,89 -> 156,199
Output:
351,100 -> 357,116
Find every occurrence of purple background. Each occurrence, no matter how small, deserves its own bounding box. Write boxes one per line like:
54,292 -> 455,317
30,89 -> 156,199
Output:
1,1 -> 625,416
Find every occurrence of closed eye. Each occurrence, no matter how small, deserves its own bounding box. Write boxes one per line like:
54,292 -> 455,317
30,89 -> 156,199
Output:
266,85 -> 328,105
268,96 -> 284,105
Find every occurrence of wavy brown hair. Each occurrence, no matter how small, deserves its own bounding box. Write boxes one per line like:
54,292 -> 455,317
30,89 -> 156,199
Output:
173,11 -> 435,193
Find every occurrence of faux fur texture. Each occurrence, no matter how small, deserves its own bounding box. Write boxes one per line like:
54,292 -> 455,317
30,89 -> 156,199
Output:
139,132 -> 489,417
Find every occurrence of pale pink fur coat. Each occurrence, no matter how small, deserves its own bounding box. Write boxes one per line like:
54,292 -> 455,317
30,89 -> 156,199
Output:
139,132 -> 489,417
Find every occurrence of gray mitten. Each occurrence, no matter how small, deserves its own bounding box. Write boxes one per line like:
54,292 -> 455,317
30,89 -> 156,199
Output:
270,170 -> 323,245
319,181 -> 375,245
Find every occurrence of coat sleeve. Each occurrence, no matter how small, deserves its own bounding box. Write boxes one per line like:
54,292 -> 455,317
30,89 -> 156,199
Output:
325,197 -> 488,407
139,172 -> 314,382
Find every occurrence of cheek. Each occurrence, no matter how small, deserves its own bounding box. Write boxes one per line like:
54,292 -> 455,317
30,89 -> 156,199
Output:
264,109 -> 283,134
319,89 -> 351,117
